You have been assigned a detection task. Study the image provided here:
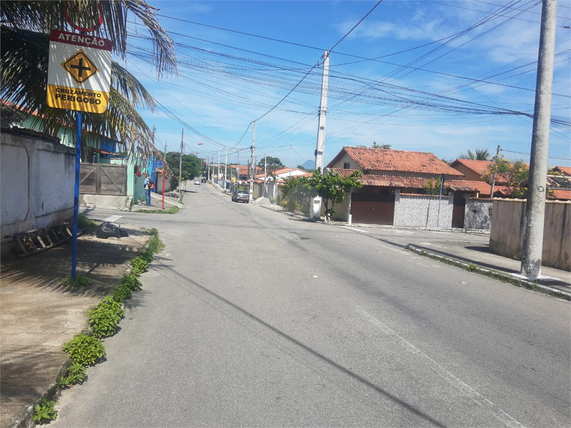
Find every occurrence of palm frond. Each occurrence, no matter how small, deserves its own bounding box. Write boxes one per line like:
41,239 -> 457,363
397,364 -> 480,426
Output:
0,0 -> 176,76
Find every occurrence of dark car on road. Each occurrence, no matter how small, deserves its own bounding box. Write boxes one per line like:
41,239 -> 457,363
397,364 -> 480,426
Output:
232,189 -> 249,203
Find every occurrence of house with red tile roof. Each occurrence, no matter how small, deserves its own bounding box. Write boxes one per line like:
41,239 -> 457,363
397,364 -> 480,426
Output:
325,147 -> 471,227
547,166 -> 571,201
448,158 -> 511,198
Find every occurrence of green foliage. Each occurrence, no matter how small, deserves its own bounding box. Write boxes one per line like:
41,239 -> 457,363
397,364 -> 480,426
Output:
280,175 -> 314,213
166,152 -> 201,188
371,141 -> 392,149
468,264 -> 479,272
485,156 -> 529,198
130,256 -> 149,275
63,334 -> 106,366
139,206 -> 179,214
59,362 -> 87,388
422,177 -> 445,195
121,273 -> 142,291
33,398 -> 57,424
308,168 -> 363,219
140,248 -> 154,263
147,230 -> 164,254
257,156 -> 284,171
61,274 -> 92,287
89,297 -> 125,338
461,148 -> 490,160
112,283 -> 133,302
78,214 -> 96,229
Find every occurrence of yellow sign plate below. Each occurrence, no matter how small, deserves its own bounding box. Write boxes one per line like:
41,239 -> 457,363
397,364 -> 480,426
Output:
47,85 -> 109,113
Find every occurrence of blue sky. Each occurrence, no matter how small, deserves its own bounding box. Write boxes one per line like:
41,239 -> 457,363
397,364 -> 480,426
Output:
123,0 -> 571,169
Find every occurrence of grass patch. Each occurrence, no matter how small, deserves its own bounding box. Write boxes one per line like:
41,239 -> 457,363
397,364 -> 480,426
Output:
78,214 -> 96,229
62,274 -> 92,287
139,206 -> 179,214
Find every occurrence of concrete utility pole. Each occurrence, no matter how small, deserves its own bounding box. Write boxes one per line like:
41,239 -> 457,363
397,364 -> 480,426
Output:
521,0 -> 557,279
179,128 -> 184,190
264,154 -> 267,198
217,150 -> 221,188
224,148 -> 228,190
314,51 -> 329,172
490,145 -> 501,197
250,121 -> 256,202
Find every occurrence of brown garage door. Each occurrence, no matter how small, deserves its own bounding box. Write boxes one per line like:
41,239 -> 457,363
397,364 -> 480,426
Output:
351,192 -> 395,225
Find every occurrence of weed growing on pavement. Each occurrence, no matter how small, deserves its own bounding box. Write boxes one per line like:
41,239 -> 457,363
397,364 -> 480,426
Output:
58,363 -> 87,388
467,263 -> 479,272
112,283 -> 133,302
130,256 -> 149,275
121,273 -> 142,291
63,334 -> 106,366
78,214 -> 96,229
61,274 -> 92,287
88,297 -> 125,338
32,398 -> 57,424
139,206 -> 179,214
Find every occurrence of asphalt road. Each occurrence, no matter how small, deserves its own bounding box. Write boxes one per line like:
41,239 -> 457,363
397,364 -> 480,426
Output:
54,185 -> 571,427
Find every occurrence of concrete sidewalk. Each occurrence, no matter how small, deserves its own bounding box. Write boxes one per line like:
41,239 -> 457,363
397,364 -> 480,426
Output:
407,240 -> 571,299
0,226 -> 150,428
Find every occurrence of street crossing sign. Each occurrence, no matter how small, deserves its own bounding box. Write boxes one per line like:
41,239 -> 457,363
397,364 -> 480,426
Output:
47,30 -> 112,113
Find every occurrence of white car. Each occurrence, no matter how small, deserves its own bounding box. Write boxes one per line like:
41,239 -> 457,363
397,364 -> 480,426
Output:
194,179 -> 200,185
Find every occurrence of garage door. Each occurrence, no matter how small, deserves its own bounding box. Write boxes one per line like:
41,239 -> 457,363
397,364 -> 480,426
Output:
351,192 -> 395,225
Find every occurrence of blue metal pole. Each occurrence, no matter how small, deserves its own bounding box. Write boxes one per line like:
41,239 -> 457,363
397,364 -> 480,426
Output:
71,112 -> 82,280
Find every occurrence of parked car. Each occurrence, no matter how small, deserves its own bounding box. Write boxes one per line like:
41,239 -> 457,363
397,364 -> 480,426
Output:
194,179 -> 200,185
232,189 -> 249,203
201,177 -> 206,183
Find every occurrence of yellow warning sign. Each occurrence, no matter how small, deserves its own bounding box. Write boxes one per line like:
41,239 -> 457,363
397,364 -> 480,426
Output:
47,85 -> 109,114
62,50 -> 98,84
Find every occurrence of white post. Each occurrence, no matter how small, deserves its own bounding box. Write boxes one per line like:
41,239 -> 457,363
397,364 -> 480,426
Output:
250,121 -> 256,202
314,51 -> 329,172
521,0 -> 557,279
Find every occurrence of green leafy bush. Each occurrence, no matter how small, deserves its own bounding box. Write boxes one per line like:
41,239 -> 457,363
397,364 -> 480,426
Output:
130,257 -> 148,275
33,398 -> 57,424
88,297 -> 125,338
59,362 -> 87,388
63,334 -> 106,366
140,248 -> 154,263
112,284 -> 132,302
61,274 -> 92,287
121,274 -> 142,291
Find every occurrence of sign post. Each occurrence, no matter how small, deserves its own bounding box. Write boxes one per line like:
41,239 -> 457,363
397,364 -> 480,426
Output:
48,29 -> 111,280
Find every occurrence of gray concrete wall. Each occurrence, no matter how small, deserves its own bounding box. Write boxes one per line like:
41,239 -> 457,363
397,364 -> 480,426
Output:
1,131 -> 75,242
490,199 -> 570,271
465,198 -> 493,230
394,192 -> 454,228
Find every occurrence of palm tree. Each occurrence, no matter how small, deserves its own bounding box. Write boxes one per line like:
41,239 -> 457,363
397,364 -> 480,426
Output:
1,0 -> 176,159
460,148 -> 490,161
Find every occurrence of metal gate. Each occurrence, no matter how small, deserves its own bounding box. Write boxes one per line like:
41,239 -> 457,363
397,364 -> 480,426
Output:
351,192 -> 395,225
80,164 -> 127,195
452,194 -> 466,228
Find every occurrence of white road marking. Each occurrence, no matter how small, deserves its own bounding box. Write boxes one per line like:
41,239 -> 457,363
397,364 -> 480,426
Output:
103,215 -> 123,223
340,226 -> 370,234
355,306 -> 526,428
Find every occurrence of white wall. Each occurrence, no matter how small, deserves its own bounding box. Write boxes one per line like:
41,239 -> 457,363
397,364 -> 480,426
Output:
1,131 -> 75,243
394,192 -> 454,228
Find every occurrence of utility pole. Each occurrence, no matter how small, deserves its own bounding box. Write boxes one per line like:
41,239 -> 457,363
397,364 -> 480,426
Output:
490,145 -> 501,197
224,148 -> 228,191
250,121 -> 256,202
217,150 -> 221,188
179,128 -> 184,191
521,0 -> 557,280
314,51 -> 329,172
264,154 -> 267,198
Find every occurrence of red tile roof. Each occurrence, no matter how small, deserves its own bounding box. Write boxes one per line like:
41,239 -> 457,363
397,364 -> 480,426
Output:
553,166 -> 571,176
450,158 -> 493,176
328,147 -> 463,177
550,189 -> 571,200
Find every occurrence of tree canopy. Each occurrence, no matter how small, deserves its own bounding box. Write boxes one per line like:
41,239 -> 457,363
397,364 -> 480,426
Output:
309,168 -> 363,219
460,149 -> 490,161
257,156 -> 284,171
1,1 -> 176,160
165,152 -> 201,190
485,156 -> 529,198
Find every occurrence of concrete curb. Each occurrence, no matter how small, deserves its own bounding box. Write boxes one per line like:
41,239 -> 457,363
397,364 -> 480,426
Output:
406,244 -> 571,301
